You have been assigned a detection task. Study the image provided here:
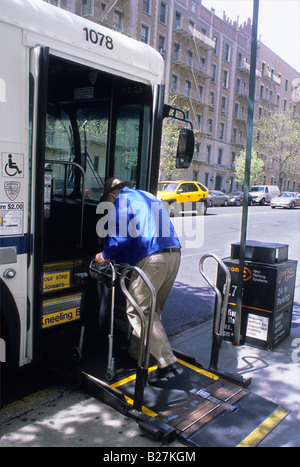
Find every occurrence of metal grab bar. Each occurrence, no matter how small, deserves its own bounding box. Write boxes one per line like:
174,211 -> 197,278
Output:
199,254 -> 231,371
106,262 -> 116,381
120,266 -> 156,411
45,160 -> 86,248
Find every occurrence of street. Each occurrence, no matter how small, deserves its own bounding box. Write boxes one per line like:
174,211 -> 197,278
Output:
162,204 -> 300,336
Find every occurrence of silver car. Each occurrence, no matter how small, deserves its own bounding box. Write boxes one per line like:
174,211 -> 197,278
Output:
208,190 -> 230,207
271,192 -> 300,209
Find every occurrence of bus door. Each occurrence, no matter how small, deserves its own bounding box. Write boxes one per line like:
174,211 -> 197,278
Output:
30,48 -> 159,364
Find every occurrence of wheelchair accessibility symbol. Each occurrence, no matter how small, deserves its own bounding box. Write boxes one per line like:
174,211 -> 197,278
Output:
2,152 -> 24,178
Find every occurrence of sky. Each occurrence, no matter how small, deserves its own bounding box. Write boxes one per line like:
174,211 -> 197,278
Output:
201,0 -> 300,72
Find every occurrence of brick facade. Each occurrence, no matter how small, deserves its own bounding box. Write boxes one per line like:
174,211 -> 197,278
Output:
45,0 -> 300,191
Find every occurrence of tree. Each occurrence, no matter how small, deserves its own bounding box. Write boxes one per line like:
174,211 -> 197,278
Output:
254,110 -> 300,189
234,148 -> 264,186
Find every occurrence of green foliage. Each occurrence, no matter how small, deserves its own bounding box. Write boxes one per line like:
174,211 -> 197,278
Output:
234,148 -> 264,185
254,110 -> 300,187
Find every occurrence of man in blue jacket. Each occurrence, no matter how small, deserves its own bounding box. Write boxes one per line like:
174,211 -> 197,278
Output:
95,177 -> 183,383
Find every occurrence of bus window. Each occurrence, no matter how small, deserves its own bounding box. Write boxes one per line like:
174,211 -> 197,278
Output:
114,104 -> 151,186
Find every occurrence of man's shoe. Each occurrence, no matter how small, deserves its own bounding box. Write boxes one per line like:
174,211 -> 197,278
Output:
148,362 -> 183,385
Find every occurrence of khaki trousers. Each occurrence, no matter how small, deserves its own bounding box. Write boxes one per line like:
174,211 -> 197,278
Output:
127,251 -> 181,368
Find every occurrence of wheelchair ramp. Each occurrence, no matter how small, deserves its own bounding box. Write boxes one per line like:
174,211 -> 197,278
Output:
111,359 -> 289,447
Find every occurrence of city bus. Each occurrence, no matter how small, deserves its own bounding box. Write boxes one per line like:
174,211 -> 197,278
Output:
0,0 -> 193,378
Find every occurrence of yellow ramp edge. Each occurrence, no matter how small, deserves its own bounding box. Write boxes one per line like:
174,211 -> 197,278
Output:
237,407 -> 290,447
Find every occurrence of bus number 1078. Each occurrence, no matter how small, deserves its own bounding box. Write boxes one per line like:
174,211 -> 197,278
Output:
83,27 -> 114,50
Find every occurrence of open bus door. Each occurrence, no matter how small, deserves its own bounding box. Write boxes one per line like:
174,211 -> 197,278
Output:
29,46 -> 171,374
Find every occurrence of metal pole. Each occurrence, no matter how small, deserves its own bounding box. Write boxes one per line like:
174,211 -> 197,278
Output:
233,0 -> 259,346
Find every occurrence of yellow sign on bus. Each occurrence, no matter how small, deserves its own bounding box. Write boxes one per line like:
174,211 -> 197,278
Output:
43,271 -> 70,292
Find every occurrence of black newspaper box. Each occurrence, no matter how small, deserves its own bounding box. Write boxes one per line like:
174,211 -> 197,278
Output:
219,241 -> 297,350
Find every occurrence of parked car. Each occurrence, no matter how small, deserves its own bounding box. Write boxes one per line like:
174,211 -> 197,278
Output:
249,185 -> 280,205
207,190 -> 230,207
228,191 -> 253,206
271,192 -> 300,209
157,180 -> 209,216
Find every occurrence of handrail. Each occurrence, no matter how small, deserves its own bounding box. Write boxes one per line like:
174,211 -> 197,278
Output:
45,160 -> 86,248
199,254 -> 231,370
120,266 -> 156,411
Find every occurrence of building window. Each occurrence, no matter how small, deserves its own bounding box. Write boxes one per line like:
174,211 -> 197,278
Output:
158,35 -> 165,54
219,123 -> 225,140
211,64 -> 216,83
160,2 -> 167,24
225,43 -> 230,62
185,80 -> 192,97
141,25 -> 149,43
210,91 -> 215,109
236,77 -> 241,93
223,70 -> 228,89
173,42 -> 180,61
234,103 -> 239,118
197,114 -> 202,131
187,50 -> 193,66
113,10 -> 123,31
175,11 -> 182,29
260,84 -> 264,98
285,78 -> 288,92
233,127 -> 237,143
198,85 -> 204,102
207,145 -> 211,163
82,0 -> 92,16
221,96 -> 227,114
208,118 -> 213,136
284,98 -> 287,111
218,148 -> 223,164
171,74 -> 178,93
213,36 -> 218,55
238,53 -> 243,68
143,0 -> 151,14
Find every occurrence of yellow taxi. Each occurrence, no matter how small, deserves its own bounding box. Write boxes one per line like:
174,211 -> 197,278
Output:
157,180 -> 209,216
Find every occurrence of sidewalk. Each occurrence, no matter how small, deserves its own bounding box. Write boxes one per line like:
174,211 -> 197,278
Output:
0,307 -> 299,447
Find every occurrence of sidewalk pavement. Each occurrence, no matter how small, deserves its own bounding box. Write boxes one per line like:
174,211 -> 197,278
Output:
0,306 -> 299,448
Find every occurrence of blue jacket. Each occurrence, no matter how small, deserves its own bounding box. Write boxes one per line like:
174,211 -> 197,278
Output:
102,187 -> 181,265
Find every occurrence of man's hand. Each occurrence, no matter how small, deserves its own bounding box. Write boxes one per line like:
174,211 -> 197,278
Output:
95,252 -> 108,264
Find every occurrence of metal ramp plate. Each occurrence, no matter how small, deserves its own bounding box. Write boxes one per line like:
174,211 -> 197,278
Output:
111,359 -> 289,447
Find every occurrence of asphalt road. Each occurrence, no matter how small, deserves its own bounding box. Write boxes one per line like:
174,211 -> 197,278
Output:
162,204 -> 300,336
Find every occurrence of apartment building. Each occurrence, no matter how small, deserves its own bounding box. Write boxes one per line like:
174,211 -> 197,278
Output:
44,0 -> 300,191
